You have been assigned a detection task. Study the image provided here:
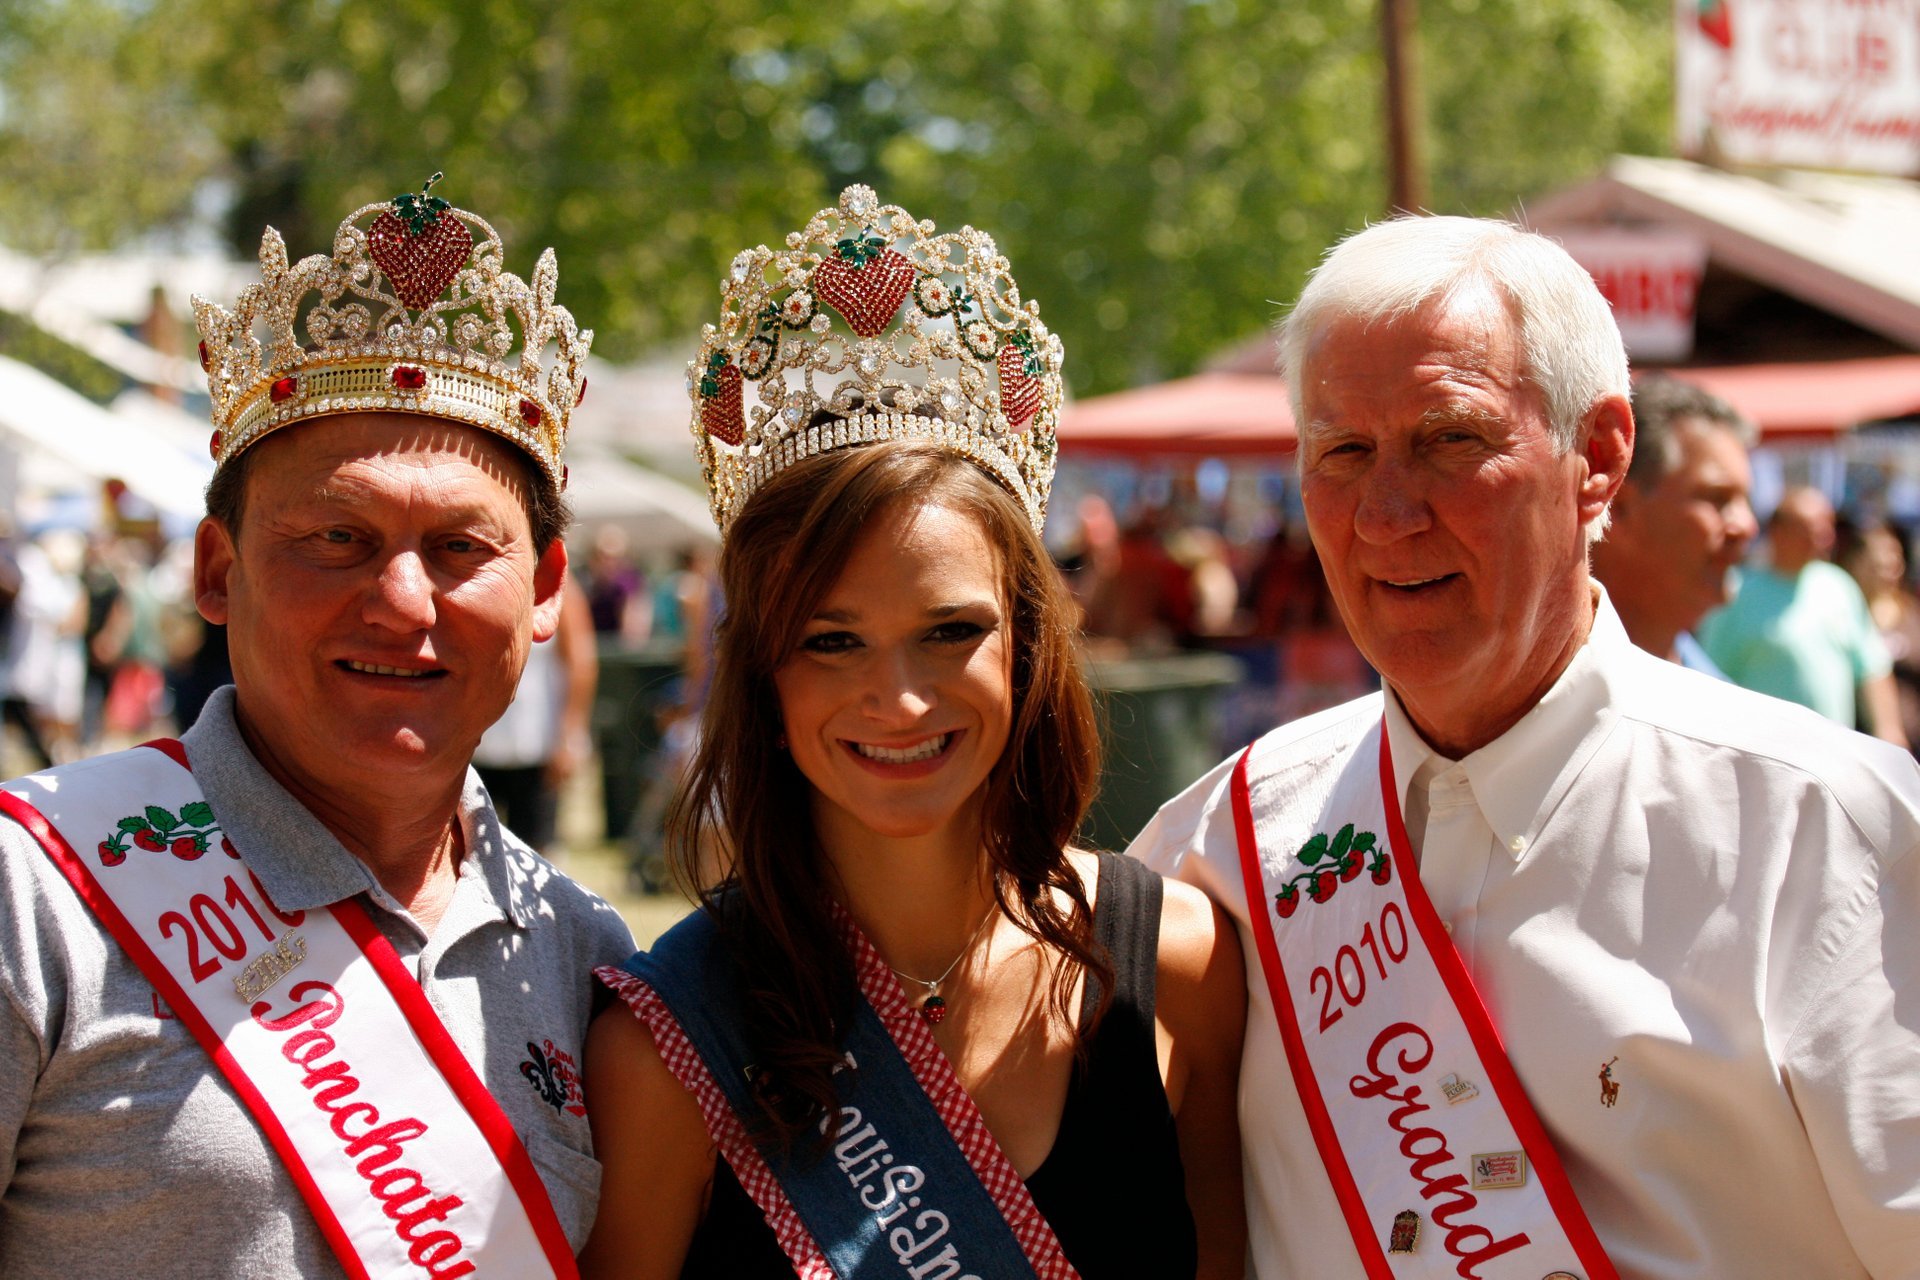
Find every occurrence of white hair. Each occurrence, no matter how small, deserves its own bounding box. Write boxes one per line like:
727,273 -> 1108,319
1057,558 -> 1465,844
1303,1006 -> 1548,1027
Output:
1278,215 -> 1629,455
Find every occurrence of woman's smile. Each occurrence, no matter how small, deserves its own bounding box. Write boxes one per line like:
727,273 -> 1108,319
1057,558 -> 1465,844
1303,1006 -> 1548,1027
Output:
842,729 -> 964,776
774,499 -> 1012,848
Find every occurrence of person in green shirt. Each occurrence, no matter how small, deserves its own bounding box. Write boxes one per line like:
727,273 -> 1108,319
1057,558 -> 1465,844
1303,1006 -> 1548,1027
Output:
1700,486 -> 1908,746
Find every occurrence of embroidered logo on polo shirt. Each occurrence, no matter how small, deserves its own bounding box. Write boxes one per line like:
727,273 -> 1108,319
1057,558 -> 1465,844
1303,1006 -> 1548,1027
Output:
521,1038 -> 586,1116
1598,1056 -> 1621,1108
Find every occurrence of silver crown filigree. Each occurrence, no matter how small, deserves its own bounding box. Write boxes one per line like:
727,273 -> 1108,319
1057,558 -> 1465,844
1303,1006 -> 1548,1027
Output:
192,174 -> 592,487
689,184 -> 1063,534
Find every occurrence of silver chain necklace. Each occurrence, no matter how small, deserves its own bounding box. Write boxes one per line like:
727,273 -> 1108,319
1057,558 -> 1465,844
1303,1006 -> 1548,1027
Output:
887,903 -> 998,1026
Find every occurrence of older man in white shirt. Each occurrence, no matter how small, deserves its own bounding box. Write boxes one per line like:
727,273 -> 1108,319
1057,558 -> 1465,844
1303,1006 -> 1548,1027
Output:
1130,216 -> 1920,1279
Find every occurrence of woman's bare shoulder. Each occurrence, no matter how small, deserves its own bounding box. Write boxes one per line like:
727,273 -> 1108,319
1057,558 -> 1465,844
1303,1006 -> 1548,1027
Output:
1154,870 -> 1246,1015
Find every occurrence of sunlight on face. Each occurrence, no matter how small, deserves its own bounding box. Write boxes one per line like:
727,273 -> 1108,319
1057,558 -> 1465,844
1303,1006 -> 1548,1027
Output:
197,414 -> 563,793
1298,290 -> 1592,746
772,499 -> 1014,851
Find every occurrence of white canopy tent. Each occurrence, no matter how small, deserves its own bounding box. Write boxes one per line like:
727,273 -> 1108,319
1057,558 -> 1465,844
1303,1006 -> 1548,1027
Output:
0,356 -> 213,526
563,443 -> 717,553
0,247 -> 252,395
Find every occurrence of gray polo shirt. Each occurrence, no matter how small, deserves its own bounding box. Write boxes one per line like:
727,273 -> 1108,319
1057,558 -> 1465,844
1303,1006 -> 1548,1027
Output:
0,686 -> 635,1277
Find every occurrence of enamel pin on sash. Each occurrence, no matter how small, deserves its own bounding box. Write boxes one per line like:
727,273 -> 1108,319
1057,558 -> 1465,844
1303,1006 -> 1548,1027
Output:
1471,1150 -> 1529,1190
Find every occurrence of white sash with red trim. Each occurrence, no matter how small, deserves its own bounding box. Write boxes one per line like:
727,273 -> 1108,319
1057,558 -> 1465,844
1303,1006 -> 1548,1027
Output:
0,742 -> 578,1280
1229,721 -> 1617,1280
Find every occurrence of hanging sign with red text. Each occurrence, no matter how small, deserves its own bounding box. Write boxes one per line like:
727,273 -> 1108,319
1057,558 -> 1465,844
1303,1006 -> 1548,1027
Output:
1555,230 -> 1709,364
1677,0 -> 1920,174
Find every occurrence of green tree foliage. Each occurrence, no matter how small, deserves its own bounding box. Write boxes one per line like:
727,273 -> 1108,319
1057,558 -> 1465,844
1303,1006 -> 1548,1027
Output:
0,0 -> 1673,393
1423,0 -> 1672,213
0,0 -> 218,253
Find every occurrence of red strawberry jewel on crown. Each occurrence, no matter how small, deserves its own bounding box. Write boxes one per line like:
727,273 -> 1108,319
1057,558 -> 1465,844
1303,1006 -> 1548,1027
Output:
813,233 -> 914,338
998,331 -> 1044,429
367,172 -> 474,311
699,353 -> 745,447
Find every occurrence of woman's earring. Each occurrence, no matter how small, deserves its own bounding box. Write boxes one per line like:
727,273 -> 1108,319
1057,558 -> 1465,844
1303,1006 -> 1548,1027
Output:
776,731 -> 789,750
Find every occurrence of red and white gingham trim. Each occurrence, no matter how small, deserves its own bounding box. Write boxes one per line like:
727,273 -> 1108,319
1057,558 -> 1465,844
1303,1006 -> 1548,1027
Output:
596,911 -> 1079,1280
835,909 -> 1080,1280
593,966 -> 834,1279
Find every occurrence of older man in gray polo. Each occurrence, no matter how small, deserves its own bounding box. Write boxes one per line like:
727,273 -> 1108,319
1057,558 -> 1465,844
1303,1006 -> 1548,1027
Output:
0,182 -> 632,1276
1131,216 -> 1920,1277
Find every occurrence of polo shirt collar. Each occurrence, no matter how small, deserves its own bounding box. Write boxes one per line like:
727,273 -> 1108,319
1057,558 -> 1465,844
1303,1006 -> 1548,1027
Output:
1382,583 -> 1628,863
179,686 -> 536,929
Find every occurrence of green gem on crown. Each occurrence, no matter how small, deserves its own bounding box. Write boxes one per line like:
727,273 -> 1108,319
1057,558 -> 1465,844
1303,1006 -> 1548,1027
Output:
834,233 -> 888,267
391,171 -> 452,236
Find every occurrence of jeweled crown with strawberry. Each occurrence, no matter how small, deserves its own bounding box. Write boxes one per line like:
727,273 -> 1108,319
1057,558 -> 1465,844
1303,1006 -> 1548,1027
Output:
192,174 -> 591,487
690,185 -> 1063,534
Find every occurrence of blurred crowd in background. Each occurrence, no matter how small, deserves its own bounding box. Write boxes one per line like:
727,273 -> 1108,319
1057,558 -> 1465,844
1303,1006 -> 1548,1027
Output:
13,447 -> 1920,870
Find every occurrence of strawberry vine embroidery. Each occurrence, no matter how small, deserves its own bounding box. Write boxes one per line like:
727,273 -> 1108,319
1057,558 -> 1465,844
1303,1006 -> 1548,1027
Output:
97,801 -> 237,867
1272,822 -> 1390,920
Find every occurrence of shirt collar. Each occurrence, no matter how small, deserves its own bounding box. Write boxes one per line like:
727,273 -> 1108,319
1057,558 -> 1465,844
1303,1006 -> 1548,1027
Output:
1381,583 -> 1627,863
180,686 -> 535,929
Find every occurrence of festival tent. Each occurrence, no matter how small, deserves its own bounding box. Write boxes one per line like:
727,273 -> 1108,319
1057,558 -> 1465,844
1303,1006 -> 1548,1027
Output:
1527,156 -> 1920,360
1054,352 -> 1920,459
1057,372 -> 1296,458
563,443 -> 718,552
1057,156 -> 1920,460
0,247 -> 247,396
0,355 -> 213,523
1677,355 -> 1920,439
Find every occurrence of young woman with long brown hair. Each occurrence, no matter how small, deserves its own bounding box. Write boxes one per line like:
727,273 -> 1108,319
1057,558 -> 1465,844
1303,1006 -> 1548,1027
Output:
580,189 -> 1245,1280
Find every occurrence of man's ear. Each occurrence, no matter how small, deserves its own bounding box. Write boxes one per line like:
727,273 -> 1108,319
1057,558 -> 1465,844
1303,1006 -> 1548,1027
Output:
1577,393 -> 1634,531
193,517 -> 236,625
531,537 -> 568,644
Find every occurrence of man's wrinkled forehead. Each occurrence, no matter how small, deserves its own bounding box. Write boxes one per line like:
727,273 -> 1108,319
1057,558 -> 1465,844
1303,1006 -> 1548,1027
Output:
252,413 -> 531,493
1298,291 -> 1527,430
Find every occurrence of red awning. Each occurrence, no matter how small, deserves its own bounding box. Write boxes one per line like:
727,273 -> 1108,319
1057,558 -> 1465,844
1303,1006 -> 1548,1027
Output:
1058,372 -> 1296,458
1056,355 -> 1920,459
1666,355 -> 1920,439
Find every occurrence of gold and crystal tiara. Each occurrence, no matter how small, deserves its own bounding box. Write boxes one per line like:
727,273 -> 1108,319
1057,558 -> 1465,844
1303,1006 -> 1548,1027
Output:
688,184 -> 1063,534
192,174 -> 591,487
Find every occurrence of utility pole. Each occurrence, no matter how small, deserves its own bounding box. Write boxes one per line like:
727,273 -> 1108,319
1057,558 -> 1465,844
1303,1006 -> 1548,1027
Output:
1381,0 -> 1426,214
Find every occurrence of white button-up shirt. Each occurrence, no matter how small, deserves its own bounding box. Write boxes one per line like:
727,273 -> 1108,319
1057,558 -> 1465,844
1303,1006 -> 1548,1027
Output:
1130,595 -> 1920,1278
